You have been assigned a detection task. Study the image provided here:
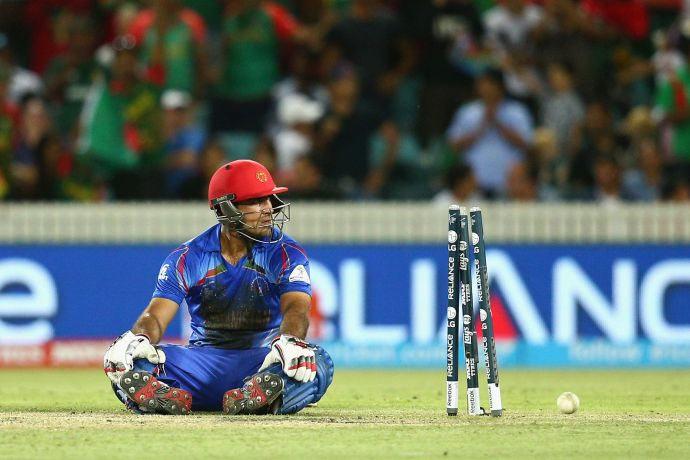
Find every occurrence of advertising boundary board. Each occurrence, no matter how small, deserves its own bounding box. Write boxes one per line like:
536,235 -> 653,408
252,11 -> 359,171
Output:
1,243 -> 689,367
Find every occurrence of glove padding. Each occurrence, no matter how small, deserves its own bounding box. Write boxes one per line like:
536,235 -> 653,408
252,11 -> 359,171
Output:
103,331 -> 166,384
259,335 -> 316,383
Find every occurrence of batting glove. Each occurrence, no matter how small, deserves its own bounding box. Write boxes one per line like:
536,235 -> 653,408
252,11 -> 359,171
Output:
259,335 -> 316,383
103,331 -> 166,384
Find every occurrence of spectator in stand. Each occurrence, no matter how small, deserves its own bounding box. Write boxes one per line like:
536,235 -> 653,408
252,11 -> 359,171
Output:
128,0 -> 208,95
663,177 -> 690,201
290,0 -> 338,52
621,105 -> 657,163
286,154 -> 342,200
178,138 -> 226,200
363,120 -> 404,199
43,16 -> 99,143
254,135 -> 278,174
0,33 -> 43,105
365,120 -> 427,199
567,100 -> 619,197
398,0 -> 489,146
623,137 -> 665,202
0,0 -> 683,204
325,0 -> 417,115
651,29 -> 685,86
316,64 -> 384,197
78,35 -> 164,200
591,154 -> 634,204
161,89 -> 205,198
273,46 -> 329,115
270,45 -> 328,139
0,65 -> 19,199
209,0 -> 301,134
181,0 -> 224,36
539,61 -> 585,153
273,93 -> 324,183
432,163 -> 481,205
25,0 -> 95,74
483,0 -> 543,111
10,95 -> 70,200
654,32 -> 690,174
531,0 -> 612,100
483,0 -> 543,54
580,0 -> 649,41
447,67 -> 533,198
95,3 -> 141,70
505,158 -> 539,201
497,47 -> 542,120
610,45 -> 655,116
531,127 -> 565,201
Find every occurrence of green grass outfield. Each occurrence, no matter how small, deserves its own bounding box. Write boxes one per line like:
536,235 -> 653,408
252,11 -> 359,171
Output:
1,369 -> 690,459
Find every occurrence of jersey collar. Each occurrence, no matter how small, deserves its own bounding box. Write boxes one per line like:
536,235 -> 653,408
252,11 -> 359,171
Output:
202,224 -> 223,253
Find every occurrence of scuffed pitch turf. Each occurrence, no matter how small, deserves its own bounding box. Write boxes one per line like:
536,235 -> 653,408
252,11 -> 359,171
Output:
1,369 -> 690,459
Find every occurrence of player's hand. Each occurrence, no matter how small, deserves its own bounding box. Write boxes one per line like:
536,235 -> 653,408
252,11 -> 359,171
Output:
259,335 -> 316,383
103,331 -> 166,384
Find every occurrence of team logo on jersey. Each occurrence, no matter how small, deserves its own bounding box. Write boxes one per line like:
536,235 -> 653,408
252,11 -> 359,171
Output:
288,265 -> 311,284
256,171 -> 267,183
158,264 -> 170,281
251,277 -> 270,296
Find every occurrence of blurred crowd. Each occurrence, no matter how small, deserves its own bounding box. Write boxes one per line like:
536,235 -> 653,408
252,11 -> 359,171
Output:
1,0 -> 690,203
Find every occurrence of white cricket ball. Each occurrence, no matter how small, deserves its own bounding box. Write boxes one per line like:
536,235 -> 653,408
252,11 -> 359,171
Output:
556,392 -> 580,414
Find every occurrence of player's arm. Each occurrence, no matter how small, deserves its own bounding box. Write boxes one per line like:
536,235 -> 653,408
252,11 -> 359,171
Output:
259,244 -> 315,383
103,297 -> 178,383
131,297 -> 180,344
260,291 -> 315,383
105,247 -> 189,383
278,291 -> 311,339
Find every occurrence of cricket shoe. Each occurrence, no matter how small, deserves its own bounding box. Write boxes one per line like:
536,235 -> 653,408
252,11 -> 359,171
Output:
119,370 -> 192,415
222,371 -> 284,415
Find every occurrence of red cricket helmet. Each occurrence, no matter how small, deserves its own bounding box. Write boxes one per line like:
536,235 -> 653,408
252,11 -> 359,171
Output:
208,159 -> 288,206
208,160 -> 290,243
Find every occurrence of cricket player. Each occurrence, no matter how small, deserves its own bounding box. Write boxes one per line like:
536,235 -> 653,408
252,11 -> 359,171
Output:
103,159 -> 334,415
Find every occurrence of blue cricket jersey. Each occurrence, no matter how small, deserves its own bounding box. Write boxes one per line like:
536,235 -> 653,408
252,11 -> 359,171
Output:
152,224 -> 312,349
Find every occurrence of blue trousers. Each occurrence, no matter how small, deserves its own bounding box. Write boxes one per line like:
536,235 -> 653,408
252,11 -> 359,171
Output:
117,344 -> 334,413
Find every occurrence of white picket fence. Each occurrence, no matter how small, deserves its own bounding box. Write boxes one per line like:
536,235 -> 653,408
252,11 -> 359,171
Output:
1,201 -> 690,243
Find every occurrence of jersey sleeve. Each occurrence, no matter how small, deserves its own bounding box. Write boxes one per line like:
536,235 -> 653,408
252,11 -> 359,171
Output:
263,2 -> 299,42
128,9 -> 155,45
270,242 -> 312,297
152,246 -> 192,304
180,9 -> 208,45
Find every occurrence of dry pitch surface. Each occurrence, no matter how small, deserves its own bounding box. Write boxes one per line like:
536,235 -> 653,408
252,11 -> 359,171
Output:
1,369 -> 690,459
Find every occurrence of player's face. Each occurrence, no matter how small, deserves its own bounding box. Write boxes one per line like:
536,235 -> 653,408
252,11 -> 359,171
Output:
236,196 -> 274,237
